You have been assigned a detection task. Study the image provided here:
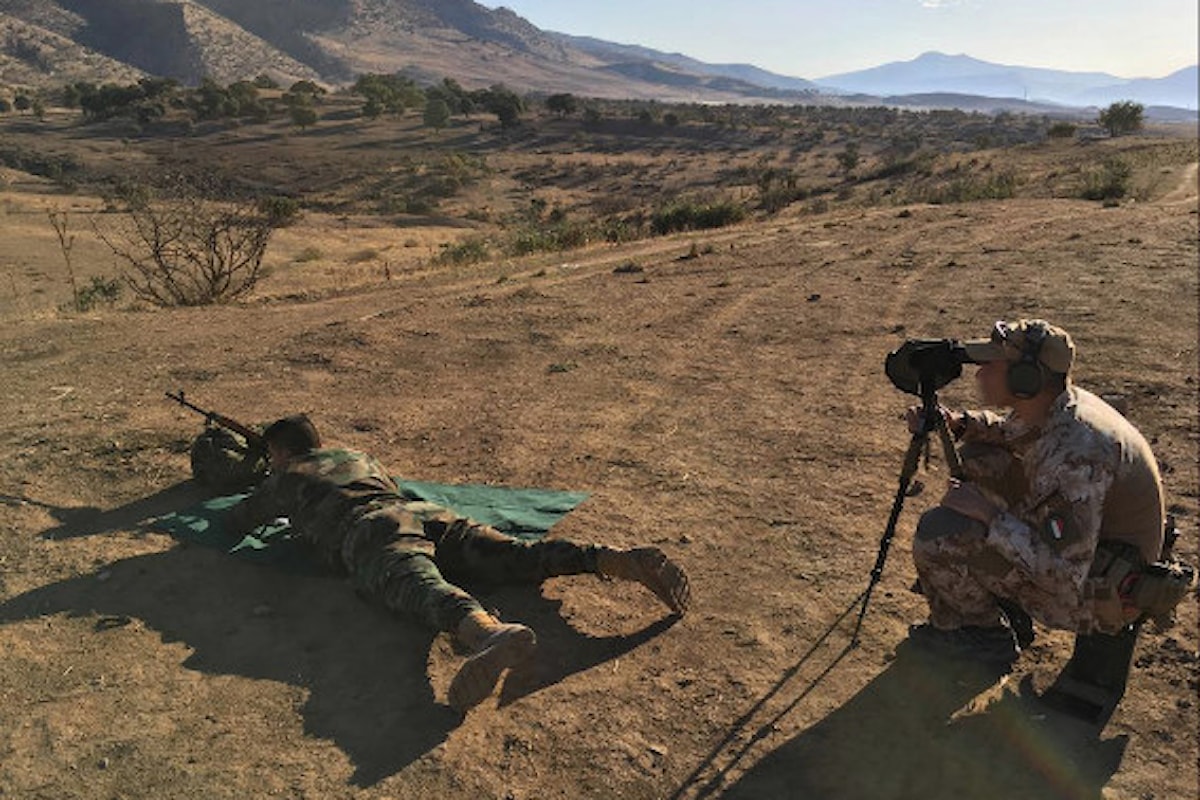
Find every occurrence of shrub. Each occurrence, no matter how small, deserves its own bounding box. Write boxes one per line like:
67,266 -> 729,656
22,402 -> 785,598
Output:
257,196 -> 302,227
651,199 -> 746,235
506,220 -> 594,256
1081,158 -> 1132,201
75,275 -> 122,311
93,179 -> 288,306
1047,121 -> 1077,139
436,236 -> 491,265
922,168 -> 1019,204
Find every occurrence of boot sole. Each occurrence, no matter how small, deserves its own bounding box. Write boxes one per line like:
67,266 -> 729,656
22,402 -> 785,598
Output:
447,627 -> 537,713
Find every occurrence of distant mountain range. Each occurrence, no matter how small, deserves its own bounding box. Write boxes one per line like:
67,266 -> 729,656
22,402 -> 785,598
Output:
818,52 -> 1198,110
0,1 -> 1195,116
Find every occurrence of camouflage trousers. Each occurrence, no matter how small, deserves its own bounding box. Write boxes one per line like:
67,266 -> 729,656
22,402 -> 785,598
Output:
337,501 -> 601,634
912,507 -> 1083,630
911,443 -> 1082,631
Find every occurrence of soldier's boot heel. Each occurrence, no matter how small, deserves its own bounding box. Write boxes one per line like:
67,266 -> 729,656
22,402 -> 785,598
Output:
448,621 -> 536,713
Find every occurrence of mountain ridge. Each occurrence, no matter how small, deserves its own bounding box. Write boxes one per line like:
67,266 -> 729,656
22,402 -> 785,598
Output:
818,51 -> 1197,109
0,2 -> 1194,115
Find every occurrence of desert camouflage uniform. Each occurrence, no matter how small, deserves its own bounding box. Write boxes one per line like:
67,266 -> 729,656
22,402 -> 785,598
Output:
226,448 -> 602,632
913,387 -> 1164,633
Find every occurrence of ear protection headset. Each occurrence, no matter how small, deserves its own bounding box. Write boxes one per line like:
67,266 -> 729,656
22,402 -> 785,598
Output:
1006,321 -> 1049,399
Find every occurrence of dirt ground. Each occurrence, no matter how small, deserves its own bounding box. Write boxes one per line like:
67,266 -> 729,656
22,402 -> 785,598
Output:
0,157 -> 1197,799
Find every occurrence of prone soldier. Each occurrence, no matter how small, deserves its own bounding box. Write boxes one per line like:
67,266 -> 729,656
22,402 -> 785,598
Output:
223,415 -> 690,712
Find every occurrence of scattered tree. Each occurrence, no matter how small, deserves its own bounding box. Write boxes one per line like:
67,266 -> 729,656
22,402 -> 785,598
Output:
477,84 -> 524,129
289,104 -> 319,129
1098,100 -> 1144,137
423,98 -> 451,129
352,73 -> 422,117
288,80 -> 326,97
836,142 -> 861,174
546,93 -> 578,117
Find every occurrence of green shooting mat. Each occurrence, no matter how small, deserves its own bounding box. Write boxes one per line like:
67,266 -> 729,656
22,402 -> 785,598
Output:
149,479 -> 589,570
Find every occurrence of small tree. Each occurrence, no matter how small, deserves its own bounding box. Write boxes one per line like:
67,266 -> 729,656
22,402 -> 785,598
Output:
1098,100 -> 1144,137
289,103 -> 318,129
94,180 -> 289,306
546,93 -> 577,117
13,94 -> 31,112
288,80 -> 326,98
423,98 -> 451,130
477,84 -> 524,129
836,142 -> 861,174
47,210 -> 81,311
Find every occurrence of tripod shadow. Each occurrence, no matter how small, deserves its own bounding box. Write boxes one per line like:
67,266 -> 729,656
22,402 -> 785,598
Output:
670,593 -> 864,800
721,640 -> 1127,800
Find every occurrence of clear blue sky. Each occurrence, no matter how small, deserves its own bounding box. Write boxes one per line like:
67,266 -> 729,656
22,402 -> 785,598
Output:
479,0 -> 1197,79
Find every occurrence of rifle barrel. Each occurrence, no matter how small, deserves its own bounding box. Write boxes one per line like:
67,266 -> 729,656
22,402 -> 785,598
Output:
165,391 -> 263,446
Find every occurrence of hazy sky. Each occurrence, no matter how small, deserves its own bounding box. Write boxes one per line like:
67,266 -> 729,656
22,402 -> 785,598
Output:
478,0 -> 1198,79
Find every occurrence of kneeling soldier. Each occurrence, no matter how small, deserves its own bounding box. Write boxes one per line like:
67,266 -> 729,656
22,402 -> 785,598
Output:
906,319 -> 1189,665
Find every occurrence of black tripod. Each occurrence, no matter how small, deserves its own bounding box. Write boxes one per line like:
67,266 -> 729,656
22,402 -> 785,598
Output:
851,375 -> 964,644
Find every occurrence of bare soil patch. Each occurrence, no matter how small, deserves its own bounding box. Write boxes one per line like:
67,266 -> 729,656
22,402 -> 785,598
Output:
0,125 -> 1197,799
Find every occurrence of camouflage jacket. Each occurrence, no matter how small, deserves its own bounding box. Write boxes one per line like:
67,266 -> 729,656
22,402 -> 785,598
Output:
226,447 -> 419,563
959,386 -> 1164,600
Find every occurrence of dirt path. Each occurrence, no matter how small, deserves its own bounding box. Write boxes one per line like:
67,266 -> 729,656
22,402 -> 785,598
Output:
1158,161 -> 1199,204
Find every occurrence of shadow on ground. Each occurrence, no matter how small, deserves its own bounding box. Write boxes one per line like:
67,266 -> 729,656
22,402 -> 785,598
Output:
4,481 -> 207,541
716,641 -> 1127,800
1,485 -> 674,786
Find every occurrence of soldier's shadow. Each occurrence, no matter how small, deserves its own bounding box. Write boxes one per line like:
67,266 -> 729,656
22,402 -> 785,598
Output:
3,487 -> 674,787
720,641 -> 1128,800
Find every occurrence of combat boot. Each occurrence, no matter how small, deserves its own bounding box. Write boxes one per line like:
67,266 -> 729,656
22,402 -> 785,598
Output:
448,611 -> 537,713
595,547 -> 691,615
907,622 -> 1020,667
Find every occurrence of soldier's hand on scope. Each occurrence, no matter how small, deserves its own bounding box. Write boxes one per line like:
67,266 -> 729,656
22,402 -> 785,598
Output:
906,404 -> 945,434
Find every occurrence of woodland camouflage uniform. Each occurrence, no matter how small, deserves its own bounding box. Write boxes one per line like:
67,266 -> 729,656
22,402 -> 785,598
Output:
226,447 -> 610,633
913,386 -> 1164,634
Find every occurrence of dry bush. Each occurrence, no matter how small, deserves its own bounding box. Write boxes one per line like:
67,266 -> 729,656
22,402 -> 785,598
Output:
94,180 -> 297,306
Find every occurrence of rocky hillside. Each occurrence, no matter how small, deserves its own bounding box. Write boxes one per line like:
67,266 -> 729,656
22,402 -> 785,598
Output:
0,0 -> 822,102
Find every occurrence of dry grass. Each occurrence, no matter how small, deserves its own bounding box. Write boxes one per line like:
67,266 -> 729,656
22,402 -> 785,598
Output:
1,105 -> 1195,318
